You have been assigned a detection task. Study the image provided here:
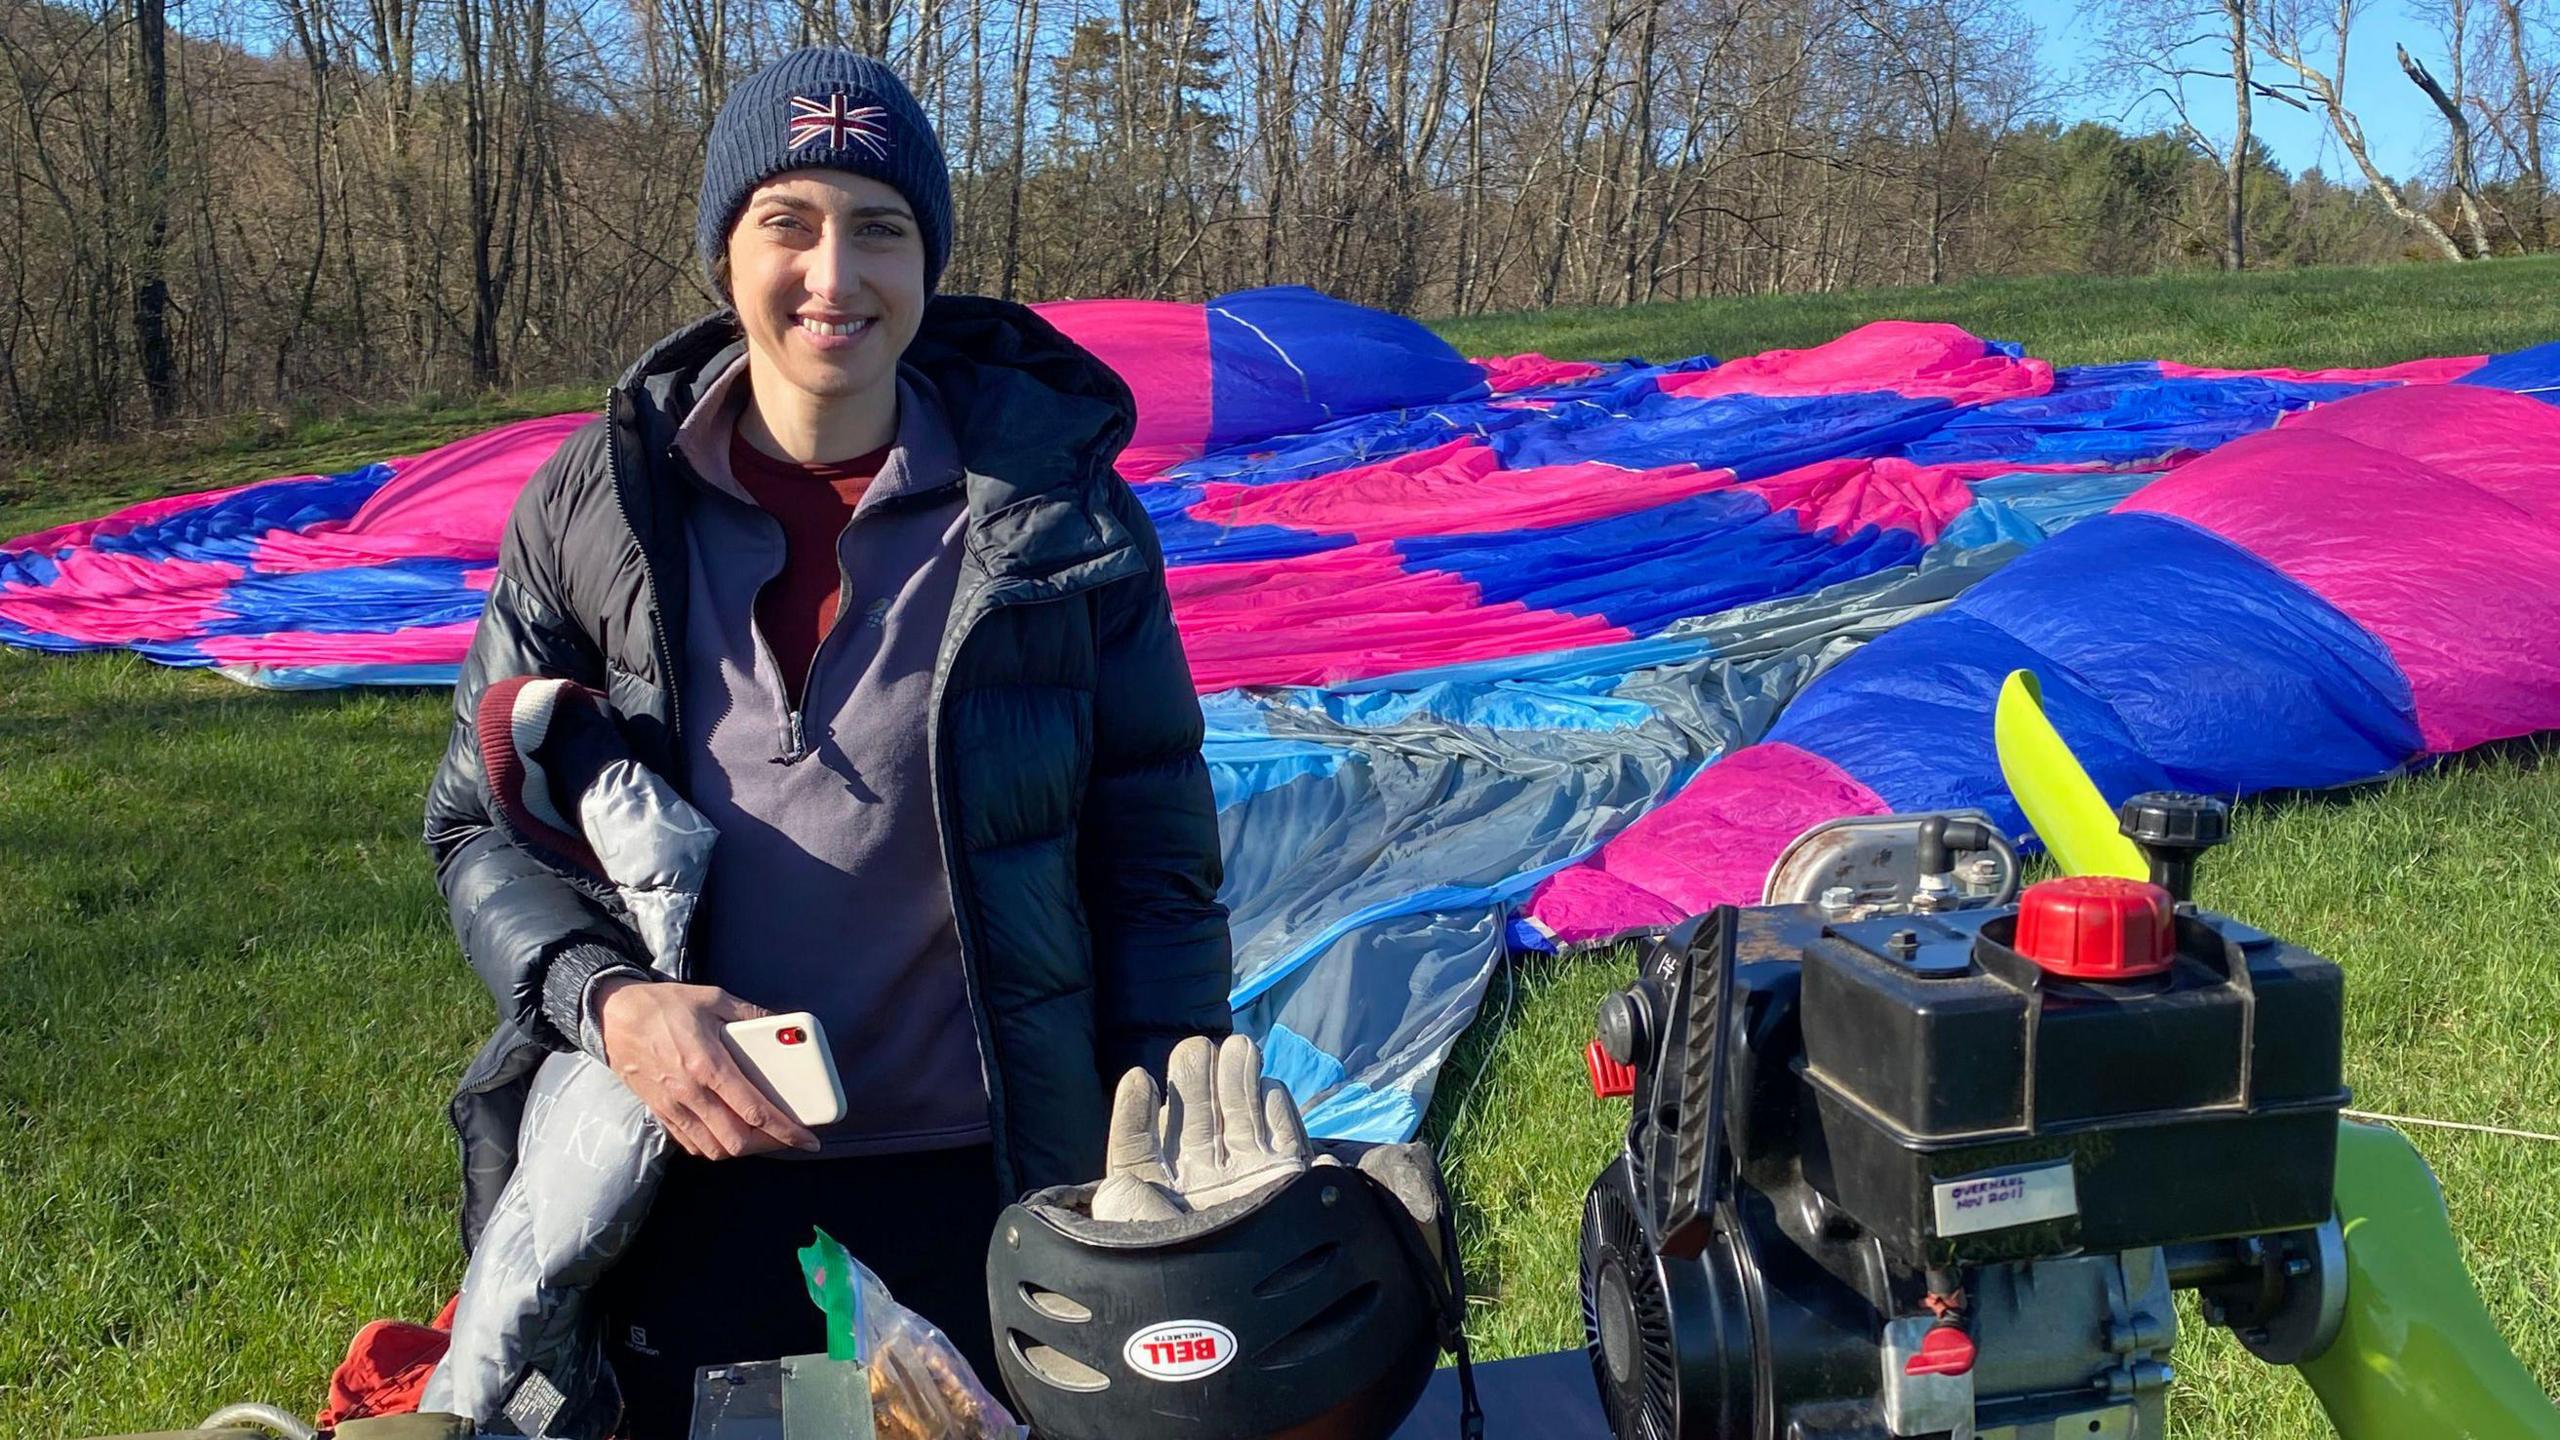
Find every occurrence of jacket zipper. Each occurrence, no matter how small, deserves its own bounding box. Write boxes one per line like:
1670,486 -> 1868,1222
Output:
777,510 -> 867,764
928,575 -> 1021,1196
928,460 -> 1143,1196
735,507 -> 836,766
739,459 -> 907,765
792,518 -> 865,760
606,390 -> 682,752
732,526 -> 800,764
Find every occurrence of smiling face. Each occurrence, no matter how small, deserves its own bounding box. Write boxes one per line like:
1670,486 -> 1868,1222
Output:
723,169 -> 927,414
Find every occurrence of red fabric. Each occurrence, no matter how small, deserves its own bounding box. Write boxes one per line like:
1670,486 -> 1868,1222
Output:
1522,741 -> 1891,948
2121,384 -> 2560,754
473,675 -> 605,876
727,432 -> 890,708
1654,320 -> 2054,404
1472,351 -> 1607,393
1188,440 -> 1736,543
317,1294 -> 461,1428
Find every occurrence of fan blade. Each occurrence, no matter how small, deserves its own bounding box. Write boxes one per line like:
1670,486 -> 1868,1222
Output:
2300,1121 -> 2560,1439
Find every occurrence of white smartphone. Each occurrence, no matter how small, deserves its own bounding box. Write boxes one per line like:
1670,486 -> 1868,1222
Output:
721,1011 -> 847,1129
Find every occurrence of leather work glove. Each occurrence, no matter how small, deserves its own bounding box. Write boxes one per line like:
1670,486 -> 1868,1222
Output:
1091,1034 -> 1327,1223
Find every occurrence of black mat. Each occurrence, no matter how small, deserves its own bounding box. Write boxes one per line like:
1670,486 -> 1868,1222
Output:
1392,1348 -> 1611,1439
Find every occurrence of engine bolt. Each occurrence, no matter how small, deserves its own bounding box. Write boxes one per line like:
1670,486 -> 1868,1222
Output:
2285,1255 -> 2312,1278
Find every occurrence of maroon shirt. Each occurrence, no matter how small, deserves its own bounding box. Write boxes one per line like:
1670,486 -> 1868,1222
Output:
678,367 -> 987,1159
726,431 -> 892,708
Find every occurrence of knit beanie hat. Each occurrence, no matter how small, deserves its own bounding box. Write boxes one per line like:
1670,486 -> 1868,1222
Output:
697,49 -> 953,294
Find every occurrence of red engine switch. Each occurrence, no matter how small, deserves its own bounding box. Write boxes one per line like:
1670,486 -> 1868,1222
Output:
1904,1324 -> 1976,1377
1585,1038 -> 1636,1099
2012,875 -> 2176,981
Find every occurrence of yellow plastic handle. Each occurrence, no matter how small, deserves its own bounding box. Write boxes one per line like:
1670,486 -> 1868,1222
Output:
1990,669 -> 2148,881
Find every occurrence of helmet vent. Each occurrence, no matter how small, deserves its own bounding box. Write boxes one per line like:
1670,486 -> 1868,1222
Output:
1011,1333 -> 1110,1393
1251,1241 -> 1341,1299
1022,1283 -> 1095,1323
1252,1281 -> 1380,1367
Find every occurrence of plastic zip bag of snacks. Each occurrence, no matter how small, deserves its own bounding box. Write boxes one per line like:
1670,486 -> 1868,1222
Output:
795,1228 -> 1026,1440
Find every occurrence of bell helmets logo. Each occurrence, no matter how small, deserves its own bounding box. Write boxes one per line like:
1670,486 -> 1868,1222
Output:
1124,1320 -> 1238,1382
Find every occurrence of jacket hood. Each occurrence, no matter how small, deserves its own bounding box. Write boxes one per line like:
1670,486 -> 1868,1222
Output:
613,295 -> 1138,505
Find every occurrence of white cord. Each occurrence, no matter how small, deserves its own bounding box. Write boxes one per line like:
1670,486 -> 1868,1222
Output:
2344,1109 -> 2560,1145
1435,935 -> 1522,1161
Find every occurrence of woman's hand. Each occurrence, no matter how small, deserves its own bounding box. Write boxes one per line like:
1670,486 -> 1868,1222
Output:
594,977 -> 823,1158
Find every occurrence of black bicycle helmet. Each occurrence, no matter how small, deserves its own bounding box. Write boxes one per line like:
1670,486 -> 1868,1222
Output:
985,1142 -> 1482,1440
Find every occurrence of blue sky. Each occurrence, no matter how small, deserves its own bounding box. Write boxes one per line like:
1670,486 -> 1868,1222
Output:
2040,1 -> 2445,183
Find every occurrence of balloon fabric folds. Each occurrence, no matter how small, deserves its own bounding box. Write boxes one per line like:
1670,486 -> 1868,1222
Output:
13,285 -> 2560,1141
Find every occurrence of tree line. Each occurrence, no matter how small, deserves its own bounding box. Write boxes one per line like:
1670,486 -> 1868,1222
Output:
2,0 -> 2550,454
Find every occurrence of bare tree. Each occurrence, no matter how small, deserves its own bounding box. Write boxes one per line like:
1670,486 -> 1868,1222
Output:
2400,31 -> 2492,254
1854,0 -> 2045,286
456,0 -> 512,382
2223,0 -> 2253,267
2479,0 -> 2550,245
273,0 -> 336,398
1452,0 -> 1496,311
999,0 -> 1038,298
0,0 -> 2474,455
2488,0 -> 2549,243
128,0 -> 175,417
2098,0 -> 2264,269
2254,0 -> 2467,260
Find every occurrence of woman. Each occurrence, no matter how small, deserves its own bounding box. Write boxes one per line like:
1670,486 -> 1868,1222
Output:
422,48 -> 1232,1437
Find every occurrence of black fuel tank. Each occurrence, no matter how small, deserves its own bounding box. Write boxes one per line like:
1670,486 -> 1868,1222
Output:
1797,904 -> 2347,1266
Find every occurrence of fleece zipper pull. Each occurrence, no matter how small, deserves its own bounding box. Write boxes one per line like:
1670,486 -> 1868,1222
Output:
775,710 -> 811,765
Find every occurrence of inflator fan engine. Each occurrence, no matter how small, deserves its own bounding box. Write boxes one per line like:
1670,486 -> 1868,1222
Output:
1579,793 -> 2353,1440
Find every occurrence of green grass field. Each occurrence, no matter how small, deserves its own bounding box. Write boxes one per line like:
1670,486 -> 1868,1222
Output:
7,258 -> 2560,1437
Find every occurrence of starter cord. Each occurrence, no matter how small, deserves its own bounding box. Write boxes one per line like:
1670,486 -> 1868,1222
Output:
2345,1109 -> 2560,1145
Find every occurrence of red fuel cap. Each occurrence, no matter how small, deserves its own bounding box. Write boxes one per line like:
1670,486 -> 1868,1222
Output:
2012,875 -> 2175,980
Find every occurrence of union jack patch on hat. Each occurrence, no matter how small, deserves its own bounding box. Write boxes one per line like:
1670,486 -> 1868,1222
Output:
788,92 -> 891,158
701,49 -> 952,289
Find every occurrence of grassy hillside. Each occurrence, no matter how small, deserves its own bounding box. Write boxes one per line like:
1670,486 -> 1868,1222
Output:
15,257 -> 2560,541
1434,254 -> 2560,370
6,260 -> 2559,1437
0,385 -> 598,541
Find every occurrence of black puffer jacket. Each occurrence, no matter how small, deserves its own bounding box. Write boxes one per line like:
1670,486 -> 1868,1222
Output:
424,296 -> 1233,1249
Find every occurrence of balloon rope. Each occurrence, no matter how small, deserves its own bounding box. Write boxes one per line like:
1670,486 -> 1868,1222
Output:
2344,1109 -> 2560,1145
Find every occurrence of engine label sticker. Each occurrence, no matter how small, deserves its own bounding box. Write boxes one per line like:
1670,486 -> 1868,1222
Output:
1932,1161 -> 2079,1237
1126,1320 -> 1239,1381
